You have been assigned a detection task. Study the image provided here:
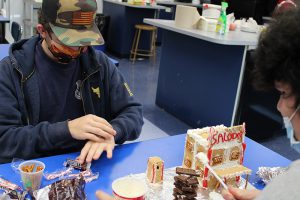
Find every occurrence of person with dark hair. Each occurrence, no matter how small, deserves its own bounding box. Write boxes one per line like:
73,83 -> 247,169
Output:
0,0 -> 143,164
222,7 -> 300,200
274,0 -> 297,15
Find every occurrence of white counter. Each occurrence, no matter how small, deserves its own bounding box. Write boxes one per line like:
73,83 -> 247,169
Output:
144,18 -> 259,46
156,0 -> 202,8
104,0 -> 166,9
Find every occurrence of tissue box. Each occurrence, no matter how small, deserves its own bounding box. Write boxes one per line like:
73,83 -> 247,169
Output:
202,4 -> 221,19
198,17 -> 218,32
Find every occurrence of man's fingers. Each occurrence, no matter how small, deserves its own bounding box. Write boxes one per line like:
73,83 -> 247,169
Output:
96,190 -> 114,200
88,127 -> 114,139
222,189 -> 236,200
93,145 -> 105,160
78,142 -> 92,164
106,144 -> 114,159
86,143 -> 100,163
90,121 -> 116,136
228,187 -> 260,200
92,115 -> 113,128
86,133 -> 105,142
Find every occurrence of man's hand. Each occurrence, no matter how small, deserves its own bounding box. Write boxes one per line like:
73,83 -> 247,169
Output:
77,136 -> 115,164
222,187 -> 261,200
68,114 -> 116,142
96,190 -> 114,200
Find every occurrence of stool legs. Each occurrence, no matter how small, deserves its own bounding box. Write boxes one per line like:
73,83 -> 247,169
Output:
130,29 -> 141,64
130,25 -> 157,64
130,29 -> 138,62
150,29 -> 156,64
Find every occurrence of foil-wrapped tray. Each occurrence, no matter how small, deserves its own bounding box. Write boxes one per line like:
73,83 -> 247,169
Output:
256,166 -> 288,185
125,167 -> 254,200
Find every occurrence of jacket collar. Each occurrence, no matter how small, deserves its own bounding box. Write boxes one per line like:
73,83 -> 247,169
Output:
9,36 -> 103,81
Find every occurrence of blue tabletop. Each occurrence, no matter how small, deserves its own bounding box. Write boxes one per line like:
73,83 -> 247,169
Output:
0,134 -> 291,199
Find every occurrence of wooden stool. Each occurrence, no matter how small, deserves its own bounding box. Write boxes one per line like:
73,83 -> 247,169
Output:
130,24 -> 157,64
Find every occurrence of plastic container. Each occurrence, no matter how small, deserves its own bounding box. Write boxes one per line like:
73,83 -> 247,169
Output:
198,17 -> 218,32
216,2 -> 228,35
112,177 -> 147,200
202,4 -> 221,19
19,160 -> 45,191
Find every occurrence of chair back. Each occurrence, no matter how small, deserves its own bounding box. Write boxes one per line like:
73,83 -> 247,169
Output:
11,22 -> 22,42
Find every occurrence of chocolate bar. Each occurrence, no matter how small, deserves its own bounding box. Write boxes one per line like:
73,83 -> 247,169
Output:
176,167 -> 200,177
6,190 -> 27,200
173,187 -> 184,195
186,177 -> 199,185
64,159 -> 87,171
173,194 -> 196,200
174,167 -> 200,200
33,175 -> 86,200
182,186 -> 197,193
174,181 -> 185,188
48,175 -> 86,200
183,198 -> 196,200
184,193 -> 197,199
174,175 -> 188,183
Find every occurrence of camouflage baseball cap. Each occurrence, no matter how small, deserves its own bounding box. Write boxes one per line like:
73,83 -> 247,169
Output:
42,0 -> 104,46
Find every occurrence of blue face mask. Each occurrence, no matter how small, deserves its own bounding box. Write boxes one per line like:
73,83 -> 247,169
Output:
283,105 -> 300,153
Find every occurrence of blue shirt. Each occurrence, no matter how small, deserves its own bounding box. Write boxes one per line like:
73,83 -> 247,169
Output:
35,42 -> 84,123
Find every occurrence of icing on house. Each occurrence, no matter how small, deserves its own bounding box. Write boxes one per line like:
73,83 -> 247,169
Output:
183,123 -> 251,189
146,156 -> 164,184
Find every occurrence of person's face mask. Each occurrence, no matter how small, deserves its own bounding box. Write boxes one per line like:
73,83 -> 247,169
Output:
283,105 -> 300,152
45,32 -> 87,64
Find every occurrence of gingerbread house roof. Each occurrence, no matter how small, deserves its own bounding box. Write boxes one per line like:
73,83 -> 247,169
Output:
214,165 -> 251,179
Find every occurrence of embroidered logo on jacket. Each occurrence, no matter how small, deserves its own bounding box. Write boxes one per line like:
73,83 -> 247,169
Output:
124,83 -> 133,96
91,87 -> 101,98
75,80 -> 82,100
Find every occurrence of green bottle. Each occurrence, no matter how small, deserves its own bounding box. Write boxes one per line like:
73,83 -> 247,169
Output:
216,2 -> 228,35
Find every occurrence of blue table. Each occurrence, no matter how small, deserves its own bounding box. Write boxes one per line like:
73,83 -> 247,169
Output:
0,134 -> 291,199
0,16 -> 10,43
0,44 -> 119,67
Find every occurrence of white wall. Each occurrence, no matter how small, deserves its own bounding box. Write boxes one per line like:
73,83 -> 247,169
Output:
96,0 -> 103,13
2,0 -> 23,43
2,0 -> 103,42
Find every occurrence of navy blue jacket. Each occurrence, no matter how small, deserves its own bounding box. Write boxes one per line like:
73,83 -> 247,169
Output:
0,36 -> 143,163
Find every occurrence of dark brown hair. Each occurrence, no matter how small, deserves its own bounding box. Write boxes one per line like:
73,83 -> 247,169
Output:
253,7 -> 300,108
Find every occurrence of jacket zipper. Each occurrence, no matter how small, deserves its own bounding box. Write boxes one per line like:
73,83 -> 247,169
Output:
80,69 -> 100,115
13,63 -> 30,125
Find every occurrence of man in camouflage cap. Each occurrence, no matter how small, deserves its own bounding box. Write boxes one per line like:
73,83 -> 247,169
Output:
42,0 -> 104,47
39,0 -> 105,63
0,0 -> 143,166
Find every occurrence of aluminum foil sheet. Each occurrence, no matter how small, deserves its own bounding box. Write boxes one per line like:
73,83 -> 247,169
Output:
126,167 -> 253,200
256,166 -> 288,185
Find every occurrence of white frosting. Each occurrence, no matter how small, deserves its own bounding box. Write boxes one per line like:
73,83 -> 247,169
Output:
211,146 -> 242,170
209,191 -> 225,200
112,178 -> 147,198
186,128 -> 210,168
209,125 -> 245,149
216,170 -> 251,178
196,152 -> 209,164
184,124 -> 248,186
187,128 -> 209,147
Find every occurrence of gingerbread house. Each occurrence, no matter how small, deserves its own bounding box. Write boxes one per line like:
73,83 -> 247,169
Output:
146,156 -> 164,184
182,123 -> 251,190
